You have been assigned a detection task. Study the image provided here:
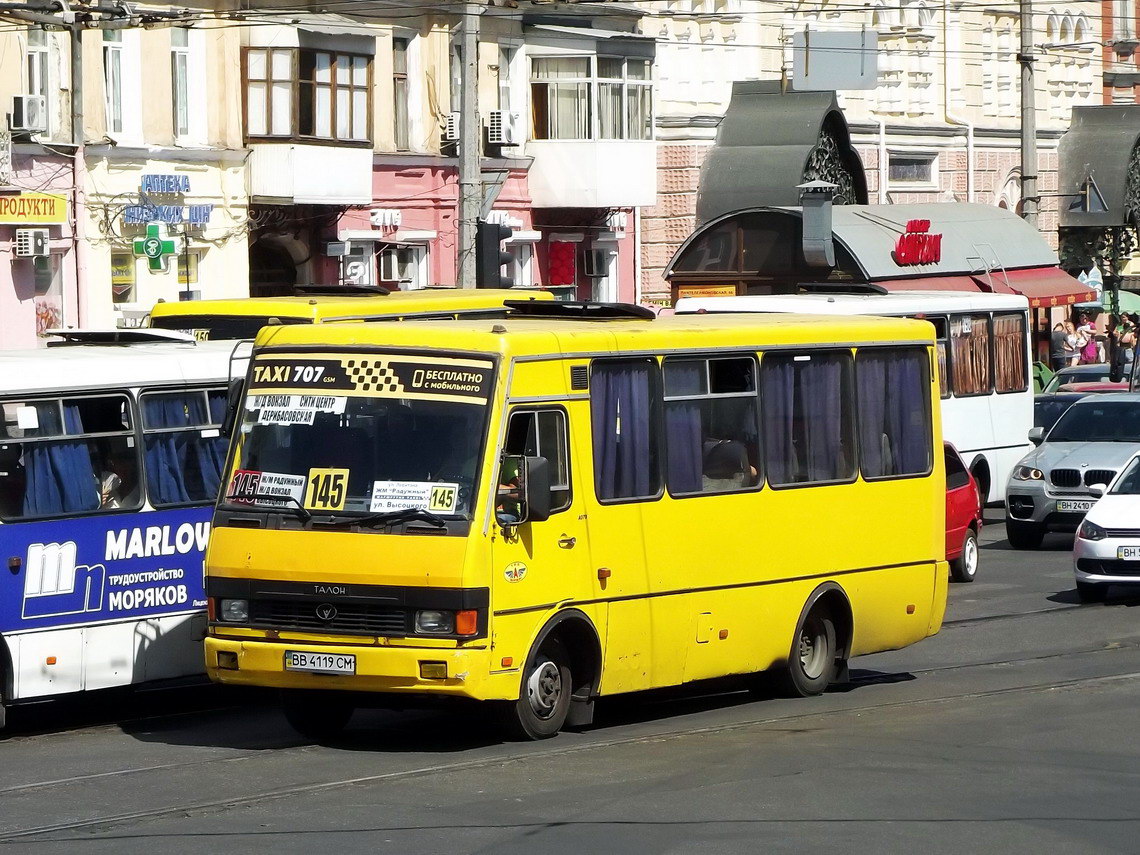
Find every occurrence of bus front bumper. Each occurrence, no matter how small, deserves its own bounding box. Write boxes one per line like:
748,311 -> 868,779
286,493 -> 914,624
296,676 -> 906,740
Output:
204,636 -> 517,701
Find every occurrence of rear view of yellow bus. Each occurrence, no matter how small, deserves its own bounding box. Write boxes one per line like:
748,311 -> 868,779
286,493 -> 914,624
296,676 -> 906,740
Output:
205,306 -> 948,739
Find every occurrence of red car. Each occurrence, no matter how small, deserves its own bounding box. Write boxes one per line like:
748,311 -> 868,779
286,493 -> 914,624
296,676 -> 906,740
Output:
945,442 -> 982,583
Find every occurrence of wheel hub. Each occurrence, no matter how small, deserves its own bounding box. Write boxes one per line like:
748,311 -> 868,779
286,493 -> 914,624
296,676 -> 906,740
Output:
526,660 -> 562,718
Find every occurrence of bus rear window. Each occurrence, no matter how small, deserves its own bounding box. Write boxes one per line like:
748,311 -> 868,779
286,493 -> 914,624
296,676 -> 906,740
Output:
149,314 -> 309,340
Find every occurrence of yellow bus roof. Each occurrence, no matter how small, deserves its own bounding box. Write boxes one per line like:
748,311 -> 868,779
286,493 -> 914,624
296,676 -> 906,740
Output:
149,288 -> 554,323
250,310 -> 936,356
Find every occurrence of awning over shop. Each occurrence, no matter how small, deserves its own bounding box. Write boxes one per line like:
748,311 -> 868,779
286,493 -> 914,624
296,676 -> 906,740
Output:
997,267 -> 1095,308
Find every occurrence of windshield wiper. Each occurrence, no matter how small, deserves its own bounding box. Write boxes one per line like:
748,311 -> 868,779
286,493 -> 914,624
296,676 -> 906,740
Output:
276,495 -> 312,523
320,507 -> 448,529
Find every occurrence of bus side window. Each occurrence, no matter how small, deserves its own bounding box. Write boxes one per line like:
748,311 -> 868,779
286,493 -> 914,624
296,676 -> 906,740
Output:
950,314 -> 992,396
502,409 -> 571,513
663,355 -> 761,495
761,351 -> 856,487
855,347 -> 932,480
140,388 -> 229,507
994,312 -> 1028,393
0,394 -> 140,520
589,359 -> 663,502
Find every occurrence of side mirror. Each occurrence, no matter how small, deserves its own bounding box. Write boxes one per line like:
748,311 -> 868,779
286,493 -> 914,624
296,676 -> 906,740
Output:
1090,483 -> 1107,498
497,454 -> 552,526
220,377 -> 245,438
1028,426 -> 1045,446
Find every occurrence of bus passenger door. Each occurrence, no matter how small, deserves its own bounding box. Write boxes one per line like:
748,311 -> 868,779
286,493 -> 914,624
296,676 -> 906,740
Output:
491,407 -> 593,662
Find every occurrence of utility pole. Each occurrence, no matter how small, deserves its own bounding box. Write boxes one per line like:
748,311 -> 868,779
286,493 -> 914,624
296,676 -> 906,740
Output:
1019,0 -> 1038,228
457,2 -> 481,288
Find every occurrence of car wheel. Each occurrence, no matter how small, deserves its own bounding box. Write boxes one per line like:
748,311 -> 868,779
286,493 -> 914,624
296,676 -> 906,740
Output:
950,527 -> 979,583
501,637 -> 572,740
1005,517 -> 1043,550
1076,580 -> 1109,603
780,604 -> 839,698
281,690 -> 354,741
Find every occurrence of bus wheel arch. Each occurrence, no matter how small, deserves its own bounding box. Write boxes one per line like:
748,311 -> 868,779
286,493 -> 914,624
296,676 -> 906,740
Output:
506,609 -> 602,739
782,583 -> 853,697
969,457 -> 991,506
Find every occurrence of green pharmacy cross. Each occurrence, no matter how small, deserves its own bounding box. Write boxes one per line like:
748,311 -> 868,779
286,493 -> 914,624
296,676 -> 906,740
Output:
133,222 -> 178,273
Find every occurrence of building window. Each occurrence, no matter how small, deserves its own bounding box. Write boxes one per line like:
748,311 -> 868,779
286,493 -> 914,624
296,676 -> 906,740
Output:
888,152 -> 937,186
1116,0 -> 1136,42
27,28 -> 49,104
393,37 -> 409,151
171,27 -> 190,138
498,44 -> 516,113
177,251 -> 200,287
103,30 -> 123,134
111,253 -> 135,303
531,56 -> 652,141
509,241 -> 534,287
244,48 -> 371,143
378,244 -> 427,289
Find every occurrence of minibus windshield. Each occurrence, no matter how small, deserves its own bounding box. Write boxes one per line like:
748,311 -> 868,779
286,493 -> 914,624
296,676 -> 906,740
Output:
224,352 -> 495,521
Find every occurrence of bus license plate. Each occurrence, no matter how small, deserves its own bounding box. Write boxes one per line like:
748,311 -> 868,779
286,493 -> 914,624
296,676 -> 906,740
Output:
1118,546 -> 1140,560
284,651 -> 356,675
1057,500 -> 1094,512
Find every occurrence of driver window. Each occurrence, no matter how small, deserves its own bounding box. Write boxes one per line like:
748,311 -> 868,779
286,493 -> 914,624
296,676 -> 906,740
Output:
503,409 -> 571,512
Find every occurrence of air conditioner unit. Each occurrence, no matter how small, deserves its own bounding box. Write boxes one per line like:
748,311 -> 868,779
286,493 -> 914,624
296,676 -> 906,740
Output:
580,248 -> 609,278
11,95 -> 47,134
443,112 -> 461,141
487,110 -> 521,145
15,227 -> 49,257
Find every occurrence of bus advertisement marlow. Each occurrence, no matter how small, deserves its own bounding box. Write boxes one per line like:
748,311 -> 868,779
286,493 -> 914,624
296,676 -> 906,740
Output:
0,338 -> 245,725
205,307 -> 949,739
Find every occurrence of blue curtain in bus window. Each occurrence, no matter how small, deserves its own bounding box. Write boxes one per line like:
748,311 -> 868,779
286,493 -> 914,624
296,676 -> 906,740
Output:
664,362 -> 703,494
762,359 -> 795,484
23,405 -> 98,516
858,350 -> 929,478
802,357 -> 845,482
186,394 -> 225,498
592,361 -> 654,500
144,396 -> 191,505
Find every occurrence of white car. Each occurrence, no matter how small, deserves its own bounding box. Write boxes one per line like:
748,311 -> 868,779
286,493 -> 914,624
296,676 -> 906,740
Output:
1073,454 -> 1140,601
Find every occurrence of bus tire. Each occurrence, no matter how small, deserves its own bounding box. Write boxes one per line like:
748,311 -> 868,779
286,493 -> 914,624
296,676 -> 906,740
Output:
280,690 -> 353,741
782,603 -> 839,698
950,527 -> 979,583
1005,518 -> 1043,550
502,636 -> 572,740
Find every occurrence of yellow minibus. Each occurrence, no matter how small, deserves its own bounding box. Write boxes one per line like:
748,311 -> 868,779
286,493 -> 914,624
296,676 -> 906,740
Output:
205,304 -> 948,739
146,287 -> 554,340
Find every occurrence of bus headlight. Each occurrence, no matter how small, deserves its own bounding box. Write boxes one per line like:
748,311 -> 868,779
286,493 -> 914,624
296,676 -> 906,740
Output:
219,598 -> 249,622
1014,465 -> 1044,481
415,610 -> 455,634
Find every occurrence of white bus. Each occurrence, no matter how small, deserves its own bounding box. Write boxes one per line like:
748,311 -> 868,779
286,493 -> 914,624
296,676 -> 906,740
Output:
0,334 -> 245,725
676,291 -> 1033,505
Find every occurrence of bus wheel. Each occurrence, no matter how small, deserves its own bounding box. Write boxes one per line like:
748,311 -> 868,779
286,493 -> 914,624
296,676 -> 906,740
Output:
281,690 -> 353,741
783,605 -> 838,697
504,637 -> 572,740
950,527 -> 979,583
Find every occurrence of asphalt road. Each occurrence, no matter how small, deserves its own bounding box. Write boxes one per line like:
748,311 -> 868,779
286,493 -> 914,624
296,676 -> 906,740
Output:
3,517 -> 1139,854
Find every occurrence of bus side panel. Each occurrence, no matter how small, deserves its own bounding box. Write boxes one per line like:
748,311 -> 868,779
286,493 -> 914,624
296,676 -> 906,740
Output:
0,508 -> 211,700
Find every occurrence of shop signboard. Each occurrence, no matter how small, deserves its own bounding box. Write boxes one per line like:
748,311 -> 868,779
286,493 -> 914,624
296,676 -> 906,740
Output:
0,192 -> 67,224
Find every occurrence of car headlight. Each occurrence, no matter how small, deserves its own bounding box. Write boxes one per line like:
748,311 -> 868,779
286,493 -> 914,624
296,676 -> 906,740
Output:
1014,465 -> 1044,481
1078,520 -> 1108,541
415,609 -> 455,634
219,598 -> 249,622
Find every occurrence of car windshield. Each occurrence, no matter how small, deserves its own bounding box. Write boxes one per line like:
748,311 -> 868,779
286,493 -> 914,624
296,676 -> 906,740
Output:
225,352 -> 494,521
1042,366 -> 1110,393
1046,400 -> 1140,443
1110,458 -> 1140,494
1034,398 -> 1078,431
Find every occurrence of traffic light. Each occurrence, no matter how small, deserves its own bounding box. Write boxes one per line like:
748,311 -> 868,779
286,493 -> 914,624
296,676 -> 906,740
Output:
476,220 -> 514,288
